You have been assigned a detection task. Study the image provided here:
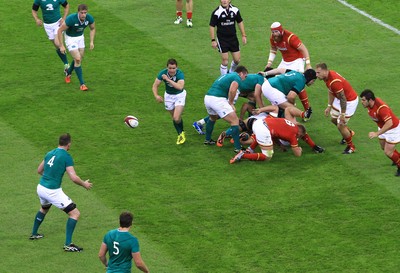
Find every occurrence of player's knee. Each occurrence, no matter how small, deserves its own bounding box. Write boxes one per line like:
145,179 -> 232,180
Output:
261,149 -> 274,158
74,58 -> 82,65
385,150 -> 394,157
41,204 -> 51,213
63,202 -> 77,214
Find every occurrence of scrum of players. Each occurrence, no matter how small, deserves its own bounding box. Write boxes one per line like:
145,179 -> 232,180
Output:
186,4 -> 399,177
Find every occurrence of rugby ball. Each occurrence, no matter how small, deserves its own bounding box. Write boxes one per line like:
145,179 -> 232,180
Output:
124,115 -> 139,128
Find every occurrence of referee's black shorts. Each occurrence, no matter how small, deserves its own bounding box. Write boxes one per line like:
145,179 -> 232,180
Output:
217,36 -> 240,53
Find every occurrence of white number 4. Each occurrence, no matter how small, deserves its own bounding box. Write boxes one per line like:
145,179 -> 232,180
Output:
113,241 -> 120,255
47,156 -> 55,167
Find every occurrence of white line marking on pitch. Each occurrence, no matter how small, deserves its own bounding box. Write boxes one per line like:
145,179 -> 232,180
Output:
337,0 -> 400,35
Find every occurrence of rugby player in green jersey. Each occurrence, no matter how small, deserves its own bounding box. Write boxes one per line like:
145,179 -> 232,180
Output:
99,212 -> 150,273
152,59 -> 187,145
256,67 -> 316,121
204,65 -> 248,153
29,133 -> 93,252
215,73 -> 264,146
31,0 -> 70,73
58,4 -> 95,91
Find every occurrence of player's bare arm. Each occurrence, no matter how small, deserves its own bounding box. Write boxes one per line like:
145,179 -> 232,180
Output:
287,91 -> 298,105
61,3 -> 70,25
151,79 -> 164,103
265,46 -> 278,69
37,160 -> 44,175
228,81 -> 239,105
325,93 -> 335,117
338,91 -> 347,124
89,23 -> 96,50
31,8 -> 43,27
98,243 -> 108,269
132,252 -> 150,273
260,67 -> 286,77
57,23 -> 68,54
254,87 -> 265,108
369,118 -> 393,139
162,75 -> 184,91
292,146 -> 302,157
297,44 -> 311,69
66,166 -> 92,190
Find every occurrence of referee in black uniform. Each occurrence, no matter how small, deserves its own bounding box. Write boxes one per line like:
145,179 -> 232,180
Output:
210,0 -> 247,75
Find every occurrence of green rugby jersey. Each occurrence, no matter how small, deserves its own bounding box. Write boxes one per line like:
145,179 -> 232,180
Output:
64,13 -> 94,37
239,73 -> 264,96
268,71 -> 306,95
207,73 -> 242,98
33,0 -> 67,24
103,229 -> 140,273
157,68 -> 185,95
39,148 -> 73,189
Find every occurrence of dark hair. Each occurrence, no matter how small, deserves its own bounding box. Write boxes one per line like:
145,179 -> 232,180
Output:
246,118 -> 256,134
315,63 -> 328,70
360,89 -> 376,101
234,66 -> 248,74
304,69 -> 317,84
120,211 -> 133,228
239,119 -> 247,132
78,4 -> 88,11
59,133 -> 71,146
167,58 -> 178,67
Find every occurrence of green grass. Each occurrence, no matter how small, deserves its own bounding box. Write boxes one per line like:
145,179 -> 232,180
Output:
1,0 -> 400,272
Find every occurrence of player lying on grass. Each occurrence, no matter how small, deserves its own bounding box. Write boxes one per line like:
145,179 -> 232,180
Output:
229,106 -> 324,163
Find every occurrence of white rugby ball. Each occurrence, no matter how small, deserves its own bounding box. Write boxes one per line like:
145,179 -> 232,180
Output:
124,115 -> 139,128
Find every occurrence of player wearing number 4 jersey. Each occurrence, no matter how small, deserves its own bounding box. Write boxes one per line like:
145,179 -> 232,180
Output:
98,211 -> 150,273
29,133 -> 93,252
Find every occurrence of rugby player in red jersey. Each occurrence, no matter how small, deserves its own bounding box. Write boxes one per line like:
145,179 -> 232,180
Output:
315,63 -> 358,154
360,89 -> 400,176
265,22 -> 312,118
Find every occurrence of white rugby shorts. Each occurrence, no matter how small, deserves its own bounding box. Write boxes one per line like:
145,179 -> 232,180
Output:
261,80 -> 287,106
37,184 -> 73,209
44,20 -> 61,40
331,97 -> 359,123
378,123 -> 400,144
164,90 -> 186,110
278,58 -> 305,73
252,119 -> 273,147
204,95 -> 234,118
65,34 -> 85,51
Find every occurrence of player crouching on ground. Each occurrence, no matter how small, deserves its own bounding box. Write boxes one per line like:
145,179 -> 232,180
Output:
230,106 -> 324,164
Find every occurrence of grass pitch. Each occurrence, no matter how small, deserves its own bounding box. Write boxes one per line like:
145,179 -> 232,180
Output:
1,0 -> 400,272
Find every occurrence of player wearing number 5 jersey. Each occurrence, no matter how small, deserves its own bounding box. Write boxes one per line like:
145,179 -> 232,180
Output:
99,212 -> 150,273
29,133 -> 93,252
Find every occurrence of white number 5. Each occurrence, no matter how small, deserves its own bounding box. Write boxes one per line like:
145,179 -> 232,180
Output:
113,241 -> 120,255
